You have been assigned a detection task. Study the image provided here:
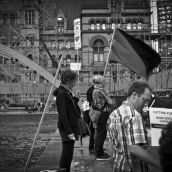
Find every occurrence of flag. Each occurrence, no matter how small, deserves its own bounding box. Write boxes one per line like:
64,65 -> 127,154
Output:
109,29 -> 161,78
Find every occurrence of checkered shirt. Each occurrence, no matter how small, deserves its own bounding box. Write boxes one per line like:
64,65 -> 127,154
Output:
108,101 -> 149,172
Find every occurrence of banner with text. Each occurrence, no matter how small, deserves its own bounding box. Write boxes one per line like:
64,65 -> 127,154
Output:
149,107 -> 172,146
74,18 -> 81,49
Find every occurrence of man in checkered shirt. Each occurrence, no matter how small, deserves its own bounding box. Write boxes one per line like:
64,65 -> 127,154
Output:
108,81 -> 160,172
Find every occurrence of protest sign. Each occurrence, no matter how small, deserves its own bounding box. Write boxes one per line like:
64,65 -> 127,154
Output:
149,107 -> 172,146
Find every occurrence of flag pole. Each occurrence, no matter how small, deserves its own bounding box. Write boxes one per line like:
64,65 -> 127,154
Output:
103,27 -> 116,77
24,56 -> 63,172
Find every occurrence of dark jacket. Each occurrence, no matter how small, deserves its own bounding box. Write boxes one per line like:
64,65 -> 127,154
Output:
53,85 -> 81,141
86,85 -> 94,106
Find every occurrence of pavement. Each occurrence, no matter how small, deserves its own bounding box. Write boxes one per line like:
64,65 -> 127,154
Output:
3,130 -> 113,172
2,129 -> 161,172
32,130 -> 114,172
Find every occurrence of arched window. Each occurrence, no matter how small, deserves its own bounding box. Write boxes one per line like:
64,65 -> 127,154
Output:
96,21 -> 101,30
112,22 -> 116,29
116,18 -> 122,28
126,19 -> 132,30
138,18 -> 144,30
102,20 -> 106,30
132,19 -> 137,30
63,56 -> 66,66
93,39 -> 104,62
127,23 -> 131,30
57,17 -> 64,32
66,54 -> 71,64
138,23 -> 142,29
90,21 -> 95,30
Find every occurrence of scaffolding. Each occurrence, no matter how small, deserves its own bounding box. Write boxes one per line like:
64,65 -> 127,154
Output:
0,0 -> 172,100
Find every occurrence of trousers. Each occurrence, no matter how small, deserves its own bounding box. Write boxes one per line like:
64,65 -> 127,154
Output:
83,110 -> 95,150
95,111 -> 109,156
60,140 -> 75,172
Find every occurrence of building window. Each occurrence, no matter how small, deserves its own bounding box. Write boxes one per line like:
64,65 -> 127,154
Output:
93,39 -> 104,62
57,17 -> 64,32
138,18 -> 144,30
58,41 -> 64,49
24,10 -> 35,25
65,41 -> 71,49
26,36 -> 34,46
132,19 -> 137,30
111,23 -> 115,29
127,23 -> 131,30
0,37 -> 7,45
66,54 -> 71,64
96,21 -> 101,30
102,21 -> 106,30
90,21 -> 95,30
10,13 -> 16,24
51,41 -> 56,49
138,22 -> 142,29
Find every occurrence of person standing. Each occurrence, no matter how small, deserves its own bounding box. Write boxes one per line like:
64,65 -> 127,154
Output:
53,69 -> 81,172
108,81 -> 160,172
83,77 -> 96,154
92,75 -> 113,160
159,121 -> 172,172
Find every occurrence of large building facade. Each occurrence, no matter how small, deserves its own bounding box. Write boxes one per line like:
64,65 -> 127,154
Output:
0,0 -> 172,103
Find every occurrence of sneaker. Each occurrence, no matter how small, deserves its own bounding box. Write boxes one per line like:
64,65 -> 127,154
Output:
96,152 -> 111,160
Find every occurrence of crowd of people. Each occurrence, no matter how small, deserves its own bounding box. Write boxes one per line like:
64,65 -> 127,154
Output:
53,69 -> 171,172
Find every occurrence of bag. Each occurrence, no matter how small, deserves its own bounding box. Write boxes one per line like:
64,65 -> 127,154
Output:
89,106 -> 101,124
78,118 -> 90,145
78,118 -> 90,137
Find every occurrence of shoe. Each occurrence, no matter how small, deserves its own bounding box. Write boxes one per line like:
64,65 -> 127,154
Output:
96,152 -> 111,160
89,149 -> 96,154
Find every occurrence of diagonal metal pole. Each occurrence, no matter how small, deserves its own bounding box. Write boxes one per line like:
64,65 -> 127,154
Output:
24,56 -> 63,172
103,28 -> 116,77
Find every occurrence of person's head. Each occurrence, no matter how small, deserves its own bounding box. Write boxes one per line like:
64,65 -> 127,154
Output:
159,121 -> 172,172
127,81 -> 152,113
60,69 -> 78,90
92,75 -> 105,88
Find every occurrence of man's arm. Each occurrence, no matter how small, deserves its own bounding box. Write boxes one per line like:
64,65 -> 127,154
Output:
128,144 -> 160,168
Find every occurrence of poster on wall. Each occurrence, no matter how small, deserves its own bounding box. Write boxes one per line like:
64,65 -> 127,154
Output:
74,18 -> 81,50
149,107 -> 172,146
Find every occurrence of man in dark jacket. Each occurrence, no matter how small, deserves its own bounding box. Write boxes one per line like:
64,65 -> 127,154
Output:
53,69 -> 81,172
83,78 -> 96,154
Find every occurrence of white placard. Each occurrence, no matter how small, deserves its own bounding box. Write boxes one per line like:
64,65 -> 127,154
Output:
70,63 -> 81,71
74,18 -> 81,49
149,107 -> 172,146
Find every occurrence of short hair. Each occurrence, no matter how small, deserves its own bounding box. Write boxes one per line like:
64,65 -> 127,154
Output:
159,121 -> 172,172
127,81 -> 152,97
92,75 -> 104,84
60,69 -> 78,85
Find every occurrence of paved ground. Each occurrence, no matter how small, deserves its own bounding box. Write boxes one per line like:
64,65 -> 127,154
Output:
32,130 -> 114,172
0,112 -> 162,172
3,130 -> 162,172
3,130 -> 113,172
